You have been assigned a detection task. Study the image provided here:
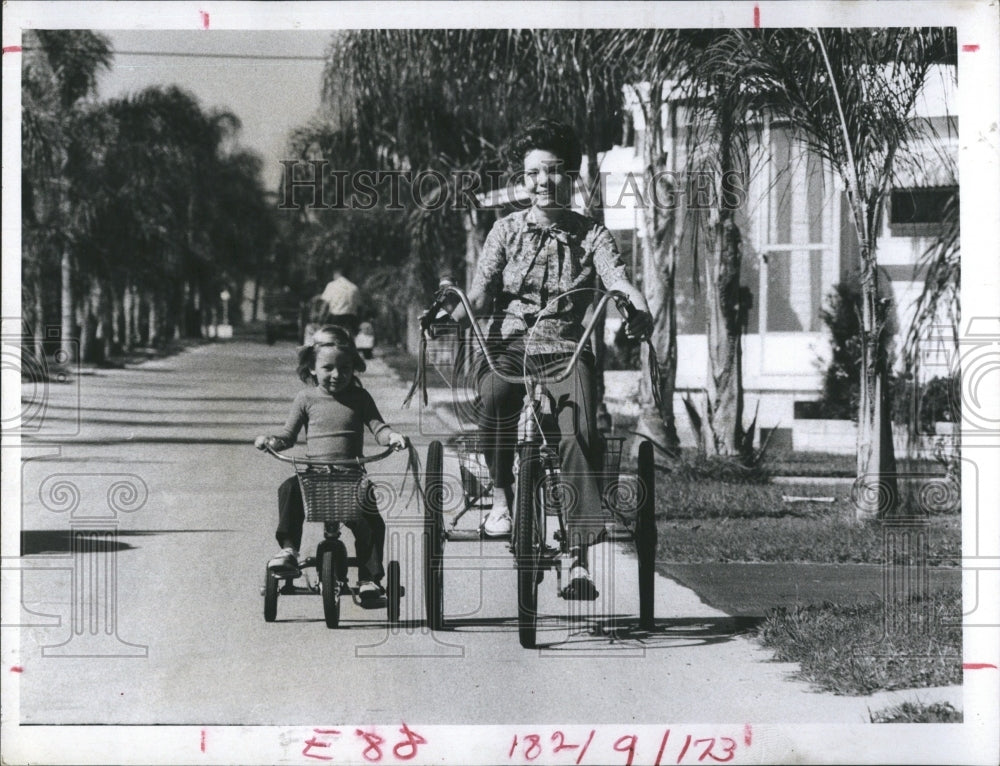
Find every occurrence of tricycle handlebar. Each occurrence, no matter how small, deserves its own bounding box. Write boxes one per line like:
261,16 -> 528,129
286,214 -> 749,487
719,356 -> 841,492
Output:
264,444 -> 396,468
427,282 -> 633,386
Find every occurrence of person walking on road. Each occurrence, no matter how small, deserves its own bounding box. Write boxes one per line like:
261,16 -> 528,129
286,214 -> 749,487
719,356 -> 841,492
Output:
320,261 -> 363,335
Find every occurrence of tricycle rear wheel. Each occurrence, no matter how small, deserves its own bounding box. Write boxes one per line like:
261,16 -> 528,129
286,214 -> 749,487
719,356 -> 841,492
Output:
635,439 -> 657,630
516,445 -> 540,649
423,441 -> 445,631
386,560 -> 402,624
263,568 -> 278,622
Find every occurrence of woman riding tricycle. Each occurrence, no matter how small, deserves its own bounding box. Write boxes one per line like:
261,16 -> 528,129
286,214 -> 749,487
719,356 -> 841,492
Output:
415,119 -> 658,647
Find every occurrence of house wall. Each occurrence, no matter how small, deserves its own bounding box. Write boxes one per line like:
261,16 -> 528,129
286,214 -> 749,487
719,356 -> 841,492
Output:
595,69 -> 956,430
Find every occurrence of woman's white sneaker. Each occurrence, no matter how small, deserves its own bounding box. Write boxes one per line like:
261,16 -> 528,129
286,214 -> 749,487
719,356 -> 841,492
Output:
483,509 -> 512,536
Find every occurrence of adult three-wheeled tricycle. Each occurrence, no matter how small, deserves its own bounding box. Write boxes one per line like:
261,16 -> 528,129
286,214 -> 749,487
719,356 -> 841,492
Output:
415,280 -> 657,648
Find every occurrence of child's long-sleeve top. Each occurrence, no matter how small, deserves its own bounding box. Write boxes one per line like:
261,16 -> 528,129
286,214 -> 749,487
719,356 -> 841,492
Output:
275,383 -> 393,461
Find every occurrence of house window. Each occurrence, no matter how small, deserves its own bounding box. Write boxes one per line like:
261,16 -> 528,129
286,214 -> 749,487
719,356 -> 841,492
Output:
889,186 -> 957,237
760,125 -> 837,334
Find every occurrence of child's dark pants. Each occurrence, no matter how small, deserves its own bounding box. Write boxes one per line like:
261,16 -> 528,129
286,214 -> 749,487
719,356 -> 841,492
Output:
275,476 -> 386,582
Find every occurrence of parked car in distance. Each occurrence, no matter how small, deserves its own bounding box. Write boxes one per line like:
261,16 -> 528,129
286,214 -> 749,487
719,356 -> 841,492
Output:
264,290 -> 304,345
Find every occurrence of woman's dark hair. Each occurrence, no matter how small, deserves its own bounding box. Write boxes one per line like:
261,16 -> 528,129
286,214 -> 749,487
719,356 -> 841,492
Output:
296,324 -> 366,383
504,118 -> 582,176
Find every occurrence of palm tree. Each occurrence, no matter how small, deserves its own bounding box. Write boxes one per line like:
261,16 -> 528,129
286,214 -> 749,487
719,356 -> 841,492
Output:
22,30 -> 112,360
71,86 -> 268,351
749,27 -> 956,517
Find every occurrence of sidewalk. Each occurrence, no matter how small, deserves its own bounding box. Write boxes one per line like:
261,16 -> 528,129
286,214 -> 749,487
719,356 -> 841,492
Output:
377,353 -> 965,718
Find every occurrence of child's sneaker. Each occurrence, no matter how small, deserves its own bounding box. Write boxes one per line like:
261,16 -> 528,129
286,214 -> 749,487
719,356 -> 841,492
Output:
268,547 -> 299,571
357,580 -> 382,604
561,563 -> 599,601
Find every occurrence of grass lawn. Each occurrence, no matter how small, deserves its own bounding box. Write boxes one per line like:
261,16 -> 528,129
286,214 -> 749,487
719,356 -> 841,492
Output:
652,479 -> 960,565
646,471 -> 963,697
756,587 -> 962,696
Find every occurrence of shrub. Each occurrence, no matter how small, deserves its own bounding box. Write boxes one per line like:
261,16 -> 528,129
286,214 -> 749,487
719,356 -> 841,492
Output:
816,282 -> 864,420
891,372 -> 960,432
662,450 -> 771,485
870,701 -> 962,723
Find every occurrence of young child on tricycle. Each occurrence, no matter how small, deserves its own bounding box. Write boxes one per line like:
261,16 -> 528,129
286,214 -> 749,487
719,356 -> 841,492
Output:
255,325 -> 407,602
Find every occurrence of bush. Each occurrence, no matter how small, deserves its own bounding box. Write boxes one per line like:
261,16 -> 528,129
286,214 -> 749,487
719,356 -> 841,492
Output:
662,450 -> 771,485
891,373 -> 960,432
870,701 -> 962,723
816,283 -> 863,420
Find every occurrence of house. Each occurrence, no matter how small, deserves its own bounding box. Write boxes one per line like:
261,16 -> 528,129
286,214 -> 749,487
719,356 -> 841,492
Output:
471,66 -> 958,453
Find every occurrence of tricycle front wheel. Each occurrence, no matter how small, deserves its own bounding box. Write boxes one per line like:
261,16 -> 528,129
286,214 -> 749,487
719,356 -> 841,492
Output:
321,546 -> 345,629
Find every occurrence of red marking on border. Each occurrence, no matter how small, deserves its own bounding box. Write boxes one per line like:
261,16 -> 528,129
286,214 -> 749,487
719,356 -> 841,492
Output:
753,5 -> 760,28
962,44 -> 979,52
3,46 -> 23,54
743,724 -> 752,746
200,11 -> 210,30
963,662 -> 997,669
200,730 -> 206,752
10,665 -> 23,673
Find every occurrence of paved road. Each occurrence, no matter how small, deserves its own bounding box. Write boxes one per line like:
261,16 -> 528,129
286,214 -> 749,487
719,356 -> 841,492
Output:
12,340 -> 960,725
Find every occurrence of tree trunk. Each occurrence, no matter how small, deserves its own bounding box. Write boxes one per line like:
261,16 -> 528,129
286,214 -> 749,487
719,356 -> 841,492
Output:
123,281 -> 134,351
252,276 -> 261,322
101,281 -> 114,360
108,283 -> 125,353
147,291 -> 159,347
854,247 -> 898,519
634,92 -> 680,457
60,248 -> 74,362
704,107 -> 746,458
33,272 -> 45,359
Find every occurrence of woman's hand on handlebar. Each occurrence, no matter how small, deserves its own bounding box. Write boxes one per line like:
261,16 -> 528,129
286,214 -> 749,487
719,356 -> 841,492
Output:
387,432 -> 408,451
606,277 -> 653,342
624,308 -> 653,341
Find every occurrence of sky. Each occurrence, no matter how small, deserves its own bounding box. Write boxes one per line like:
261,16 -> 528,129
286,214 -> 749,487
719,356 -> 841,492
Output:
95,30 -> 332,190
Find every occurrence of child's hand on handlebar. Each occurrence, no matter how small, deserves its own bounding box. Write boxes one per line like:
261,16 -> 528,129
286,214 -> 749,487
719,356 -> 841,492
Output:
388,432 -> 408,451
254,435 -> 283,451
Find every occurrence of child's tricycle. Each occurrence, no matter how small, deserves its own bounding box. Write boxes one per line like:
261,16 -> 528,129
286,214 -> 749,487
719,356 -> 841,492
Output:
260,446 -> 404,628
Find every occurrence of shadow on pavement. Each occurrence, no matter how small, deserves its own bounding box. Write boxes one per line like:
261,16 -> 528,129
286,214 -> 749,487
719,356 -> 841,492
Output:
21,528 -> 236,556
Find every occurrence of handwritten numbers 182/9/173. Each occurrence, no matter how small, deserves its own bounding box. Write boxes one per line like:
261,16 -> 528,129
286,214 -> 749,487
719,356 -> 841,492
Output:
508,729 -> 742,765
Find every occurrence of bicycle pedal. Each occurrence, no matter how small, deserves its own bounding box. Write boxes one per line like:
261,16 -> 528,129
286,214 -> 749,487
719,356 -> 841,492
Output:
268,565 -> 301,578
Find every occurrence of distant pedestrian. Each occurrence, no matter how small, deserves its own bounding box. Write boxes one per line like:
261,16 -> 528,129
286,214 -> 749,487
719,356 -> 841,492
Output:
320,261 -> 362,335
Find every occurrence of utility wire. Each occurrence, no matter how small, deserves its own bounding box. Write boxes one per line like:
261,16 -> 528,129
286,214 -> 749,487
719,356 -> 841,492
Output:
21,46 -> 327,61
113,50 -> 327,61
